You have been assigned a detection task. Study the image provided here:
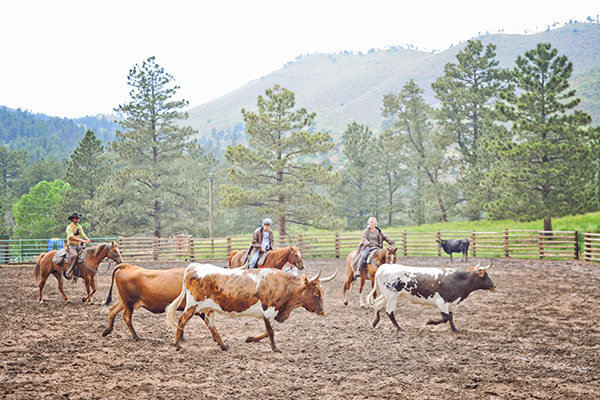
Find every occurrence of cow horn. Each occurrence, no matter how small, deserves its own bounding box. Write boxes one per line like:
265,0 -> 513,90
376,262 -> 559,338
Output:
473,262 -> 481,269
233,260 -> 249,270
308,268 -> 322,283
479,262 -> 492,271
320,268 -> 338,283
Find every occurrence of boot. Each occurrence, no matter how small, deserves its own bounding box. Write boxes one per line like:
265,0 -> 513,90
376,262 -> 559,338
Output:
64,256 -> 76,280
353,264 -> 362,278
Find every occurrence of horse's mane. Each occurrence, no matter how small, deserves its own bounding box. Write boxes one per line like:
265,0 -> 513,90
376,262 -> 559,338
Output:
86,243 -> 107,256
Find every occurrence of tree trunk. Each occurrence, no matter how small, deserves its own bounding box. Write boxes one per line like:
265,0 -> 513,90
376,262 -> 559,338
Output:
543,216 -> 553,232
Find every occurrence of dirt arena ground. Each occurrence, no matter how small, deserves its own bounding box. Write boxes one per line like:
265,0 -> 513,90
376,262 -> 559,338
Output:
1,256 -> 599,399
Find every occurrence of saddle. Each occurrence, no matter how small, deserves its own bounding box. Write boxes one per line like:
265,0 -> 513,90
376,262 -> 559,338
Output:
365,248 -> 379,265
257,251 -> 269,267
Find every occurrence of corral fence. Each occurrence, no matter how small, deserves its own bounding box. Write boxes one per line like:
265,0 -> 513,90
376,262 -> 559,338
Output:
2,230 -> 600,265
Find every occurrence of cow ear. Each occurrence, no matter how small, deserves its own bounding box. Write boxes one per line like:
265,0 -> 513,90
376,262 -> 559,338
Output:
476,269 -> 485,278
302,275 -> 309,285
468,266 -> 475,272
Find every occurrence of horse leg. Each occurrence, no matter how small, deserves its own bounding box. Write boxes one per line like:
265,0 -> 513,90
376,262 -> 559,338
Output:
174,305 -> 198,350
343,272 -> 353,306
102,299 -> 124,337
89,276 -> 97,303
369,265 -> 378,299
359,274 -> 366,308
51,265 -> 69,302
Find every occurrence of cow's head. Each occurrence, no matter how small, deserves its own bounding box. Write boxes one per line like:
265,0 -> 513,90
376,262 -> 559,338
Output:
437,239 -> 446,247
299,268 -> 337,316
290,245 -> 305,270
468,262 -> 496,291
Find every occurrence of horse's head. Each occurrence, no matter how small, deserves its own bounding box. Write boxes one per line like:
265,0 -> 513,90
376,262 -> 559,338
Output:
105,241 -> 123,264
385,246 -> 397,264
289,245 -> 305,270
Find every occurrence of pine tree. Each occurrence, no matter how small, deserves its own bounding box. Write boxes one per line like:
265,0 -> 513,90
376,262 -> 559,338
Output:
53,130 -> 110,232
431,40 -> 510,219
487,43 -> 600,230
90,57 -> 203,238
222,85 -> 343,236
382,80 -> 457,223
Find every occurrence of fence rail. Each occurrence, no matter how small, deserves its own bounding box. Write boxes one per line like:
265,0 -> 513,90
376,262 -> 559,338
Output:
2,230 -> 597,265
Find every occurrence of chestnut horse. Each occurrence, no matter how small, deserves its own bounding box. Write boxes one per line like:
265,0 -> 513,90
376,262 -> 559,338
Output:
34,241 -> 123,304
228,245 -> 305,270
343,246 -> 397,307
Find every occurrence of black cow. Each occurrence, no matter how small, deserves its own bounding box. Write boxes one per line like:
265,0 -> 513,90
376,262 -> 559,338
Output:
437,238 -> 469,262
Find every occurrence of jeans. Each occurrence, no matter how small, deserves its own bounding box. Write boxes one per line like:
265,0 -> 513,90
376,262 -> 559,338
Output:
249,251 -> 262,269
357,246 -> 374,272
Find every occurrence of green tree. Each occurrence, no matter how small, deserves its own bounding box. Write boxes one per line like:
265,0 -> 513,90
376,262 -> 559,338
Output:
12,180 -> 70,238
335,122 -> 377,229
431,40 -> 509,219
222,85 -> 343,236
52,130 -> 111,232
487,43 -> 600,230
371,130 -> 409,227
90,56 -> 202,238
382,80 -> 457,223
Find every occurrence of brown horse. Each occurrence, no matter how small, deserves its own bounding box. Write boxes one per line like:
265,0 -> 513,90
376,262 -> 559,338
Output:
34,241 -> 123,304
343,246 -> 397,307
228,245 -> 305,270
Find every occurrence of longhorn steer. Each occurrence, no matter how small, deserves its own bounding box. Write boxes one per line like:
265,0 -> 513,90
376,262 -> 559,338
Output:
437,238 -> 470,262
367,262 -> 495,332
166,264 -> 337,352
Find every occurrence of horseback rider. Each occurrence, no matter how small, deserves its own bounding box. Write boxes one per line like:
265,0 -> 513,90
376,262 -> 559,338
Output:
64,212 -> 91,280
353,217 -> 395,278
241,218 -> 275,269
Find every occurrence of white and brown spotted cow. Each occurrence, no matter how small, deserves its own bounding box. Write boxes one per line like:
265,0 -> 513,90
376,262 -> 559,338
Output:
166,263 -> 337,352
367,262 -> 495,332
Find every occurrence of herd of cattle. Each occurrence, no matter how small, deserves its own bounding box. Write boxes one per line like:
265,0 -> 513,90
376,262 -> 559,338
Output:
34,237 -> 496,352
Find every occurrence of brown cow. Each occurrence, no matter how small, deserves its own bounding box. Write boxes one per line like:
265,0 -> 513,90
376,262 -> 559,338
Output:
166,263 -> 337,352
102,263 -> 190,340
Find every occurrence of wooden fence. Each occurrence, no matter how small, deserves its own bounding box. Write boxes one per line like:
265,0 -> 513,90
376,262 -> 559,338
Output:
114,229 -> 600,263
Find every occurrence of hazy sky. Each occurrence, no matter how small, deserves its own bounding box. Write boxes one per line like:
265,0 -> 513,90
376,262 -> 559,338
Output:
1,0 -> 598,118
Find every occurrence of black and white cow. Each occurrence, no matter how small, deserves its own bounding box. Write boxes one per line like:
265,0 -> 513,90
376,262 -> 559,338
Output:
366,262 -> 495,332
437,238 -> 470,262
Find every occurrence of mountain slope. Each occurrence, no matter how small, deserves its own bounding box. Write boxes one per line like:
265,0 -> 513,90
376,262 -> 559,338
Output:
187,23 -> 600,138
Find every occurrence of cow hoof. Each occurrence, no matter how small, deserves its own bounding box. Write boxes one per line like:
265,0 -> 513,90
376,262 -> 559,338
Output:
343,300 -> 348,306
101,329 -> 111,337
220,344 -> 229,351
132,336 -> 142,341
273,348 -> 281,353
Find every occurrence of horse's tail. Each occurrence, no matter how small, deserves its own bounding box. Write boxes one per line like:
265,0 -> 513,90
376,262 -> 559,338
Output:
228,250 -> 238,268
166,264 -> 192,332
33,253 -> 45,283
102,263 -> 127,307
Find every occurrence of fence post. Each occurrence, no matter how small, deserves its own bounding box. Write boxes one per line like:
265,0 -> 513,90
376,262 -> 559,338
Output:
153,236 -> 159,261
436,230 -> 441,257
574,231 -> 579,260
227,236 -> 232,257
211,238 -> 215,259
335,232 -> 340,258
403,230 -> 407,256
189,236 -> 195,262
504,229 -> 509,258
471,231 -> 476,258
298,233 -> 303,252
538,231 -> 544,259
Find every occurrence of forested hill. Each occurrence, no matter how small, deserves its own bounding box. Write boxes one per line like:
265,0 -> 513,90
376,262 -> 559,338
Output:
0,107 -> 119,160
186,23 -> 600,139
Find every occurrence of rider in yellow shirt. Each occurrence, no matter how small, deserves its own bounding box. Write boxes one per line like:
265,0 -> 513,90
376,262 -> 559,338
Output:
64,212 -> 91,279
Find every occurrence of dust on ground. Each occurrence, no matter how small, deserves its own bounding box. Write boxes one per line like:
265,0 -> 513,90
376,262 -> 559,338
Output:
1,257 -> 599,399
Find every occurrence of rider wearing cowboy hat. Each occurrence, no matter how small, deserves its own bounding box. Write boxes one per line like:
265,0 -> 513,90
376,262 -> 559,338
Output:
64,212 -> 91,280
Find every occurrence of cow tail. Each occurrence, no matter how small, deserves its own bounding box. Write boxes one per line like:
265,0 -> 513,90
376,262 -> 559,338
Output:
33,253 -> 45,283
102,263 -> 125,307
166,265 -> 190,332
366,285 -> 377,307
